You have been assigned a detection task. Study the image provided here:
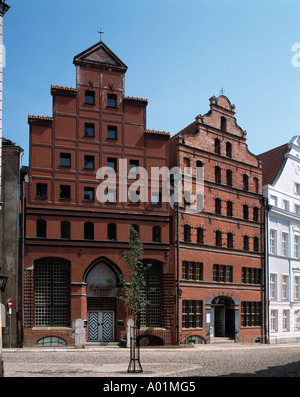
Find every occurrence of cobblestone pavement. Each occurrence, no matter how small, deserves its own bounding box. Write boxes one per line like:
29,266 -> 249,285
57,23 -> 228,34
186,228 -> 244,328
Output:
2,343 -> 300,378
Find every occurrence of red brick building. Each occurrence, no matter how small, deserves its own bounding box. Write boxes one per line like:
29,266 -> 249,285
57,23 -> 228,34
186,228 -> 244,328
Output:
168,95 -> 265,344
22,41 -> 174,347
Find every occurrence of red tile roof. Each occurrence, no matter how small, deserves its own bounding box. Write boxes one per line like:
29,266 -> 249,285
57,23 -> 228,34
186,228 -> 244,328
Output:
124,96 -> 148,103
145,129 -> 170,137
51,85 -> 78,93
258,143 -> 288,186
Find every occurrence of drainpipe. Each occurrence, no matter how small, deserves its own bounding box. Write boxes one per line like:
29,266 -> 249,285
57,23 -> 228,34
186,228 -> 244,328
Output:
263,197 -> 271,344
176,181 -> 180,345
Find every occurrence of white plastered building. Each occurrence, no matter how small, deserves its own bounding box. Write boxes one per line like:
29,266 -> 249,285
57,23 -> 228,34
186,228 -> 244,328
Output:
259,136 -> 300,343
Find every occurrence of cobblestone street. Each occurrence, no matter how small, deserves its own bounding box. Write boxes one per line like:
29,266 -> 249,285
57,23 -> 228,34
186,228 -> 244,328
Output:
2,343 -> 300,378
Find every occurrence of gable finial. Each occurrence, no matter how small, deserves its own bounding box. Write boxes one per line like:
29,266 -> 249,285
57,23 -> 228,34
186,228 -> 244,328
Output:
97,28 -> 104,42
220,87 -> 224,96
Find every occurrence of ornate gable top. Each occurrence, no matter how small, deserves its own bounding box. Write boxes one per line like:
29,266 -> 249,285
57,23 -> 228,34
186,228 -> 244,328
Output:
73,41 -> 128,73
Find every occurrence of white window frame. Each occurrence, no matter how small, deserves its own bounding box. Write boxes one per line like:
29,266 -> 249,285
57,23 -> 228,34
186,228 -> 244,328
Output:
270,229 -> 277,255
282,310 -> 290,331
270,273 -> 277,300
295,182 -> 300,195
295,276 -> 300,301
282,199 -> 290,211
270,310 -> 278,332
282,274 -> 289,300
270,195 -> 278,207
282,232 -> 289,257
294,310 -> 300,331
294,235 -> 300,259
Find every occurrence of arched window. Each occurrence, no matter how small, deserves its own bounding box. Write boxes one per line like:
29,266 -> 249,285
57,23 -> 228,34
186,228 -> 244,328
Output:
254,237 -> 259,252
196,160 -> 203,178
183,157 -> 191,172
36,219 -> 47,238
184,225 -> 191,242
227,232 -> 234,249
243,174 -> 249,191
226,142 -> 232,158
227,201 -> 233,217
61,221 -> 71,239
243,236 -> 250,251
84,222 -> 94,240
153,226 -> 161,243
243,205 -> 249,220
216,230 -> 222,247
221,117 -> 227,132
215,198 -> 222,214
226,169 -> 233,186
215,166 -> 221,184
197,227 -> 204,244
215,138 -> 221,155
254,177 -> 259,193
108,223 -> 117,241
253,207 -> 259,222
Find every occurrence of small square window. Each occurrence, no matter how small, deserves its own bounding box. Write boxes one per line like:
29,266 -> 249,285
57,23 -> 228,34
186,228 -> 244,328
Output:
85,90 -> 95,105
107,189 -> 116,202
60,185 -> 71,200
60,153 -> 71,167
107,93 -> 117,108
151,191 -> 161,206
36,183 -> 47,199
107,158 -> 117,171
84,155 -> 94,169
84,187 -> 94,201
84,123 -> 95,137
107,126 -> 117,139
129,159 -> 139,174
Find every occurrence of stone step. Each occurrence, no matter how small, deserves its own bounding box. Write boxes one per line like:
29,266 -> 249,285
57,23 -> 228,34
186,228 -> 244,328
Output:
210,337 -> 235,344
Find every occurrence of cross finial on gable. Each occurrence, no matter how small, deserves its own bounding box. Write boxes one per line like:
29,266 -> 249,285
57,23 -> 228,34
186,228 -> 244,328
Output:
97,28 -> 104,42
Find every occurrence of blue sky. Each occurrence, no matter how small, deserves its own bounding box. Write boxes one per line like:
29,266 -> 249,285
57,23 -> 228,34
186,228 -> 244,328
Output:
3,0 -> 300,165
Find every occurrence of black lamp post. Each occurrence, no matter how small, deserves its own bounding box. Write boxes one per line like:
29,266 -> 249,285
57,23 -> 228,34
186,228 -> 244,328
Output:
0,273 -> 8,377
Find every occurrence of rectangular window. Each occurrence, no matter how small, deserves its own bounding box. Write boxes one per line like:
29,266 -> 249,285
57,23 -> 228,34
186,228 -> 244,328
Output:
129,159 -> 139,174
59,153 -> 71,167
295,276 -> 300,300
84,155 -> 95,170
295,182 -> 300,195
182,261 -> 203,281
182,300 -> 203,329
270,195 -> 278,207
270,229 -> 277,254
140,263 -> 162,327
59,185 -> 71,200
84,123 -> 95,137
36,183 -> 47,199
107,189 -> 116,203
213,264 -> 233,283
241,301 -> 262,327
283,310 -> 290,331
84,187 -> 94,201
270,310 -> 278,332
34,259 -> 70,327
283,200 -> 290,211
241,267 -> 262,285
295,310 -> 300,331
85,90 -> 95,105
294,236 -> 300,258
107,158 -> 117,171
270,273 -> 277,300
107,125 -> 117,139
151,191 -> 161,206
295,204 -> 300,215
282,275 -> 289,300
282,232 -> 289,257
107,93 -> 117,108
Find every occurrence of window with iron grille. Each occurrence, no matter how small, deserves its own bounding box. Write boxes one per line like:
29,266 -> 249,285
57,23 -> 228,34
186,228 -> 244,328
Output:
182,300 -> 203,328
213,264 -> 233,283
140,262 -> 162,327
241,301 -> 262,327
34,259 -> 70,327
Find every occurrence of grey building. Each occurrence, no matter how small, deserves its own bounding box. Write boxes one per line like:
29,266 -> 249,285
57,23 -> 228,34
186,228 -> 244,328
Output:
0,137 -> 23,347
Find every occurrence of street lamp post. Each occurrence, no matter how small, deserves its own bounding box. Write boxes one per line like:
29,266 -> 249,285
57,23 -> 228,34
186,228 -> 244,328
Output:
0,273 -> 8,377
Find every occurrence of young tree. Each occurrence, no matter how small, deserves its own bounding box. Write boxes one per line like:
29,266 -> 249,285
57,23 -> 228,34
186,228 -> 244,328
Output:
119,225 -> 151,373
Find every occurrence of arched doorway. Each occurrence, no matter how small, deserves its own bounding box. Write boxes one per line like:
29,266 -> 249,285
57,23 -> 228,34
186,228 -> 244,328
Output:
211,296 -> 236,339
83,257 -> 121,343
